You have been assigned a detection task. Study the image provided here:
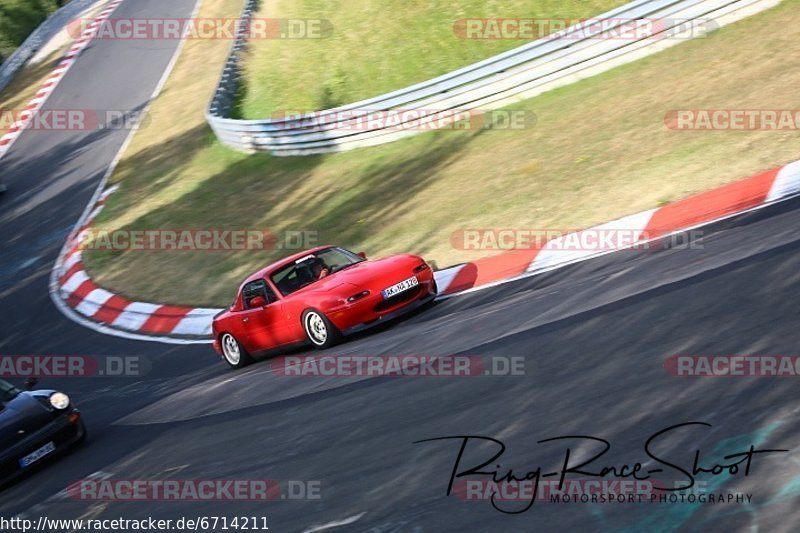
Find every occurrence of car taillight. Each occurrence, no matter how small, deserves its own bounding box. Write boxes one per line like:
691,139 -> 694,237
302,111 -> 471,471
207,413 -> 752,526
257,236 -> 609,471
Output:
413,263 -> 430,273
347,290 -> 370,303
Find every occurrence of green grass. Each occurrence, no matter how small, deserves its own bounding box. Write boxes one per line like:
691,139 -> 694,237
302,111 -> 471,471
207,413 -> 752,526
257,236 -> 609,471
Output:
0,0 -> 60,63
237,0 -> 628,118
85,0 -> 800,307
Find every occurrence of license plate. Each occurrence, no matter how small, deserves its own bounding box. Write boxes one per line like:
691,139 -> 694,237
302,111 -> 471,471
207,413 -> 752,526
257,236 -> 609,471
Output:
19,441 -> 56,468
382,276 -> 419,299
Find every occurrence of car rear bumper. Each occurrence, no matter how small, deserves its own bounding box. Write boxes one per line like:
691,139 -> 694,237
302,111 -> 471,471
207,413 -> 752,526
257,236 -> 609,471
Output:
0,410 -> 85,486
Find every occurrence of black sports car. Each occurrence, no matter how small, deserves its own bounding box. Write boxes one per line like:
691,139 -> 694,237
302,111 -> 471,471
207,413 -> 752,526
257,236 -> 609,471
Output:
0,378 -> 86,485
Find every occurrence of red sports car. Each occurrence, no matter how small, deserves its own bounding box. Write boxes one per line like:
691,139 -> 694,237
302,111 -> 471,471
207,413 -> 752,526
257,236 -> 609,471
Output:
212,246 -> 437,367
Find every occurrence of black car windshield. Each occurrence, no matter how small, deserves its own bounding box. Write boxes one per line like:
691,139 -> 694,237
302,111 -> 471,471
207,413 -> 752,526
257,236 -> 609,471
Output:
0,379 -> 20,402
271,247 -> 364,296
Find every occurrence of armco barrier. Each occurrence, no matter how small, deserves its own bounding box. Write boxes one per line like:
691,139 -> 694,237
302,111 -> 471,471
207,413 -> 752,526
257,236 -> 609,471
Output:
0,0 -> 101,93
206,0 -> 780,156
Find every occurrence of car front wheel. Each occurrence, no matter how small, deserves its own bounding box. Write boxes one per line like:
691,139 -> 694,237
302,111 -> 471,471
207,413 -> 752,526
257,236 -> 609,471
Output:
302,309 -> 341,349
220,333 -> 253,368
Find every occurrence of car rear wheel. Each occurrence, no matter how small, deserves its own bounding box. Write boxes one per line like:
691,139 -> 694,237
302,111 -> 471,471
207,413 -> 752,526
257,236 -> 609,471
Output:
302,309 -> 341,349
220,333 -> 253,368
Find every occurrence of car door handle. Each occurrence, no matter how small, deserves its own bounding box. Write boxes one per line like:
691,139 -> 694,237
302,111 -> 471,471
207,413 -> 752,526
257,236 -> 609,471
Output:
243,317 -> 249,323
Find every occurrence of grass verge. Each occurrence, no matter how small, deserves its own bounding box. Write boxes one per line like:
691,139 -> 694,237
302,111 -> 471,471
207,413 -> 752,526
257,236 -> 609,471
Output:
0,0 -> 60,62
0,48 -> 64,119
86,0 -> 800,308
237,0 -> 627,117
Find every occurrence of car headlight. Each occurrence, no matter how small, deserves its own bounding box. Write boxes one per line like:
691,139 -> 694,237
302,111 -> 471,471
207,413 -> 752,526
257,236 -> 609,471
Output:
49,392 -> 70,410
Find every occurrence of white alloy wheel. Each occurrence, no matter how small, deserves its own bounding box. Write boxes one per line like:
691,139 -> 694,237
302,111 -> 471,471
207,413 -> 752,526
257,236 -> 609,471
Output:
221,333 -> 241,365
305,311 -> 328,346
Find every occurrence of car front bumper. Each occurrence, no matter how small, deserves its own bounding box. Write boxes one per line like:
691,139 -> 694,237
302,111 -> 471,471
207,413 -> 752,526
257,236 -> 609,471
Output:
335,281 -> 437,336
0,410 -> 85,485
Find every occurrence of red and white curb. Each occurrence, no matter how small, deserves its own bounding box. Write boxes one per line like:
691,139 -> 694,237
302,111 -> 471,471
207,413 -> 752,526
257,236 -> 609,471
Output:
434,160 -> 800,297
44,0 -> 208,344
50,159 -> 800,343
0,0 -> 123,160
53,186 -> 219,341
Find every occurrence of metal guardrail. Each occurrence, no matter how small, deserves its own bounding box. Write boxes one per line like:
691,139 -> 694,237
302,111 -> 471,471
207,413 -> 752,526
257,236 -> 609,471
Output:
206,0 -> 779,157
0,0 -> 101,93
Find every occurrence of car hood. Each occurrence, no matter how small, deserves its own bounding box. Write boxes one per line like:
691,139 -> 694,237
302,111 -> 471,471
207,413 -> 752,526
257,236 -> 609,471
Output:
300,255 -> 423,294
0,393 -> 54,450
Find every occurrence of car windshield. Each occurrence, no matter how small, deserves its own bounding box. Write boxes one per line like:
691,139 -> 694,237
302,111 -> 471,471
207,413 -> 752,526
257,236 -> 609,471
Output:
271,247 -> 364,296
0,379 -> 20,402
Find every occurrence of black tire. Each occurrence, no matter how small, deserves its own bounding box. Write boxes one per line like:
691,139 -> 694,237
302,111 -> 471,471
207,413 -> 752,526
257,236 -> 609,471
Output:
301,309 -> 342,349
219,332 -> 254,368
77,420 -> 88,444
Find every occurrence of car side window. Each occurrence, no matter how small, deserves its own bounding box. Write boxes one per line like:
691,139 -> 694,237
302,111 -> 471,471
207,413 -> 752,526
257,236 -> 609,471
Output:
272,265 -> 303,296
242,279 -> 276,309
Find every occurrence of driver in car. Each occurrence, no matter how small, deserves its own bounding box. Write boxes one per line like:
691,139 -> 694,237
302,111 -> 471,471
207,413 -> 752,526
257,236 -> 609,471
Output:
310,258 -> 330,280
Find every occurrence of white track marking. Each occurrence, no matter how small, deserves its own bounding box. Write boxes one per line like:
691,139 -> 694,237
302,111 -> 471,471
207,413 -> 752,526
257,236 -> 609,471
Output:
302,512 -> 367,533
766,160 -> 800,203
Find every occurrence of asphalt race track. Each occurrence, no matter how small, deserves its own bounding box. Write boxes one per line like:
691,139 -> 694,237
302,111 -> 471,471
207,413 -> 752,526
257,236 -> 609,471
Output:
1,1 -> 799,531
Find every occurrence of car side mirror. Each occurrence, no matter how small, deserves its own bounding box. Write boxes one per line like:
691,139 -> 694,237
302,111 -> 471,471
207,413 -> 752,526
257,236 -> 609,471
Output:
24,377 -> 39,390
357,251 -> 367,259
249,295 -> 267,308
